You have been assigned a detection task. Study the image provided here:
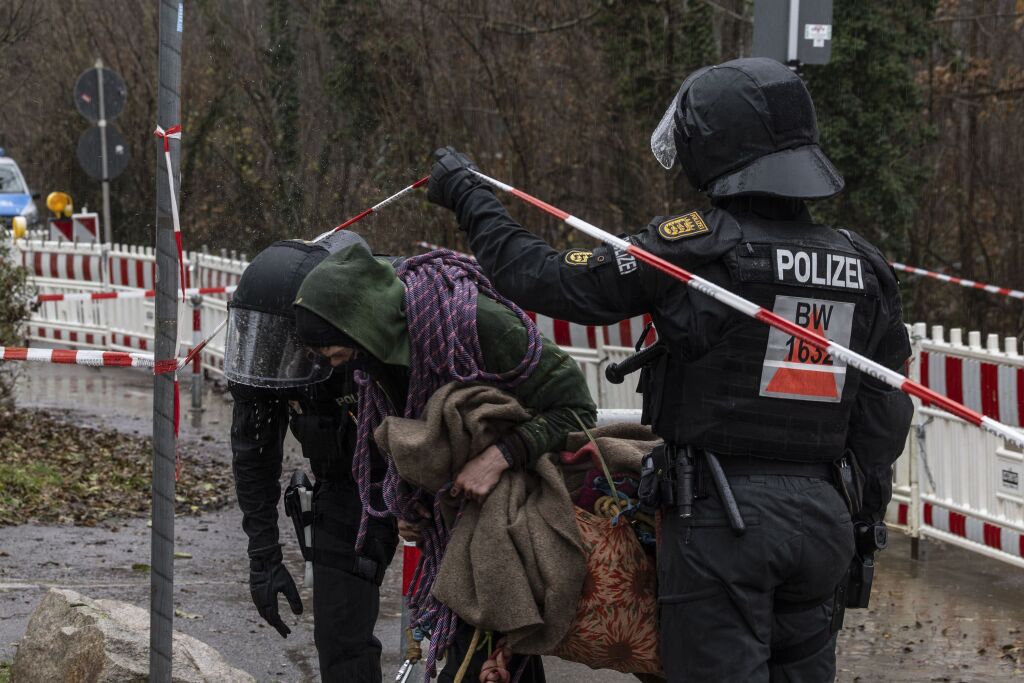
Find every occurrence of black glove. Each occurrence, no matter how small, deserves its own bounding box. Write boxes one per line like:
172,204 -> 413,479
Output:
427,146 -> 491,211
249,545 -> 303,638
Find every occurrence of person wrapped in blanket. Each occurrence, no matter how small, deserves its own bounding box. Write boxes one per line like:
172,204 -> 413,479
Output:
291,242 -> 597,682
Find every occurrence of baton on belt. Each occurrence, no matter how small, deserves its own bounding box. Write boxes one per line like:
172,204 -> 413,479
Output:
605,344 -> 666,384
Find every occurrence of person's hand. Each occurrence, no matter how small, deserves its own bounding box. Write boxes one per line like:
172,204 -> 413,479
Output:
427,146 -> 490,211
480,638 -> 513,682
398,502 -> 433,544
451,445 -> 510,502
248,546 -> 303,638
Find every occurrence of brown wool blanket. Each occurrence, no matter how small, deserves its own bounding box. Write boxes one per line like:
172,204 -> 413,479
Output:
561,423 -> 663,494
373,382 -> 587,654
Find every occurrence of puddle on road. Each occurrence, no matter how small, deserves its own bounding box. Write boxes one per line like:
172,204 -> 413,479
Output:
13,361 -> 235,441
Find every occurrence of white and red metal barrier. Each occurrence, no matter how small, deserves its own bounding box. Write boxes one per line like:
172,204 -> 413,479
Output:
882,323 -> 1024,569
15,239 -> 244,371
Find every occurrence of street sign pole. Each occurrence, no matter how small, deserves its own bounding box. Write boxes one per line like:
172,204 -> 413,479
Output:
95,58 -> 113,246
150,2 -> 182,681
787,0 -> 801,64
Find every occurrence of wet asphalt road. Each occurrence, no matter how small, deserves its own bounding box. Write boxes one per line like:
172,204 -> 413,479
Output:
1,363 -> 1023,681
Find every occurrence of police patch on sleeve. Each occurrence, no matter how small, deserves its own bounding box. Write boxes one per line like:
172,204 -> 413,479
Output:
657,211 -> 710,241
564,249 -> 593,266
613,246 -> 637,275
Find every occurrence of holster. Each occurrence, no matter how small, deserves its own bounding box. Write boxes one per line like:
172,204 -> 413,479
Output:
638,443 -> 676,509
283,470 -> 314,562
847,522 -> 887,608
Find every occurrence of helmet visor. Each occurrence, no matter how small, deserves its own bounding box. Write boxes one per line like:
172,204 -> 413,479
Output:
650,67 -> 712,170
223,307 -> 333,388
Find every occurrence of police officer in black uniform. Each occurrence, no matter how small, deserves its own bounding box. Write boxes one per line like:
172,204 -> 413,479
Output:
427,58 -> 914,682
225,231 -> 398,683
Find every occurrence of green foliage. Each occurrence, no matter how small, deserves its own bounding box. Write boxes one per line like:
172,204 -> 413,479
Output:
322,0 -> 385,143
267,0 -> 303,226
597,0 -> 718,118
803,0 -> 939,254
0,240 -> 31,408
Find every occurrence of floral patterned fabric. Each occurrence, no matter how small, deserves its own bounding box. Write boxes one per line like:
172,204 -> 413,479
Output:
549,506 -> 663,675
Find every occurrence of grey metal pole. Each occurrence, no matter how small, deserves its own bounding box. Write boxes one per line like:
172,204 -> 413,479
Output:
95,58 -> 113,246
190,294 -> 204,412
150,2 -> 183,681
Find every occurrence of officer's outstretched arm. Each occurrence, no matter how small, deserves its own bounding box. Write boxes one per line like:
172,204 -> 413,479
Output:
229,383 -> 289,554
456,187 -> 657,325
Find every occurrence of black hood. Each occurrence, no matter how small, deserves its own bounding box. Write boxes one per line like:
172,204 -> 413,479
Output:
669,58 -> 844,200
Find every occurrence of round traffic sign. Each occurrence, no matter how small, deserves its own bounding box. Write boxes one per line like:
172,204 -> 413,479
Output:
76,125 -> 130,180
74,67 -> 127,122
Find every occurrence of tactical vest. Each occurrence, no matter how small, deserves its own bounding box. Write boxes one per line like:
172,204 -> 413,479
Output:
284,370 -> 359,481
648,216 -> 882,462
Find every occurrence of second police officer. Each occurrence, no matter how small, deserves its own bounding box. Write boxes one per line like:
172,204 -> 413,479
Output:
224,231 -> 398,683
427,58 -> 914,681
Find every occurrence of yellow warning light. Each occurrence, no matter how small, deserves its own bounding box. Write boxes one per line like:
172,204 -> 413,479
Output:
11,216 -> 27,240
46,191 -> 73,218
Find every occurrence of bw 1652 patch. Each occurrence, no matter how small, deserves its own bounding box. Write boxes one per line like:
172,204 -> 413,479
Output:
759,295 -> 854,403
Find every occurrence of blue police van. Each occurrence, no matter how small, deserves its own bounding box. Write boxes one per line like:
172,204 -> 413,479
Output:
0,150 -> 40,229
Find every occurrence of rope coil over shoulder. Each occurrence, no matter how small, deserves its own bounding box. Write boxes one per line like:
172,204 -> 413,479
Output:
350,249 -> 543,680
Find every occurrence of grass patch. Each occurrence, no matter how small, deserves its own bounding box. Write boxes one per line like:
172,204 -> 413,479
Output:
0,409 -> 233,526
0,661 -> 10,683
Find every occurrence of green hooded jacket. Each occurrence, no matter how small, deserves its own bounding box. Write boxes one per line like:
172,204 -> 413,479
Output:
294,245 -> 597,466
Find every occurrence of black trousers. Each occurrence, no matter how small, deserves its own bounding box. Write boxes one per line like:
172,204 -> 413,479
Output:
658,474 -> 854,682
312,480 -> 398,683
437,622 -> 546,683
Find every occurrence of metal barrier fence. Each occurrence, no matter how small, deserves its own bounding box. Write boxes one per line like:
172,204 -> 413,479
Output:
887,323 -> 1024,568
13,239 -> 1024,569
13,238 -> 643,408
18,239 -> 244,372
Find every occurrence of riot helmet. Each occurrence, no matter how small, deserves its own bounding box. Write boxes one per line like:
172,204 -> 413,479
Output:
223,230 -> 368,388
650,57 -> 844,199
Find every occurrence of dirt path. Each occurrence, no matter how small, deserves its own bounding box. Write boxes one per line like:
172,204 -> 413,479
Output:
1,364 -> 1022,681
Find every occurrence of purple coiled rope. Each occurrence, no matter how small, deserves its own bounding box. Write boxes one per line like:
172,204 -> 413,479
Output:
349,249 -> 543,679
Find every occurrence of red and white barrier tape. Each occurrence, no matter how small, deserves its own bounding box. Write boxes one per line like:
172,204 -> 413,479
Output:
891,262 -> 1024,301
34,285 -> 237,304
0,346 -> 154,368
153,124 -> 186,300
313,176 -> 430,242
469,169 -> 1024,450
1,319 -> 226,374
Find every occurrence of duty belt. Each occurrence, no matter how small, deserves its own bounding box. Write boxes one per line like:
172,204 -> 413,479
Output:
711,455 -> 834,480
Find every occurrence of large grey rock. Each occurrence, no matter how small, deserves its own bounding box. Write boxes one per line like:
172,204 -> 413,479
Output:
11,588 -> 255,683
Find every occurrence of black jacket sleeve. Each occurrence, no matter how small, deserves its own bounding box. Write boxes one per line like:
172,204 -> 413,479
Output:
229,383 -> 290,555
843,230 -> 914,524
457,186 -> 658,324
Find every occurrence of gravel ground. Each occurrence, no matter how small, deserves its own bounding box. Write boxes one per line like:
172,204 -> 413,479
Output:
1,363 -> 1022,681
